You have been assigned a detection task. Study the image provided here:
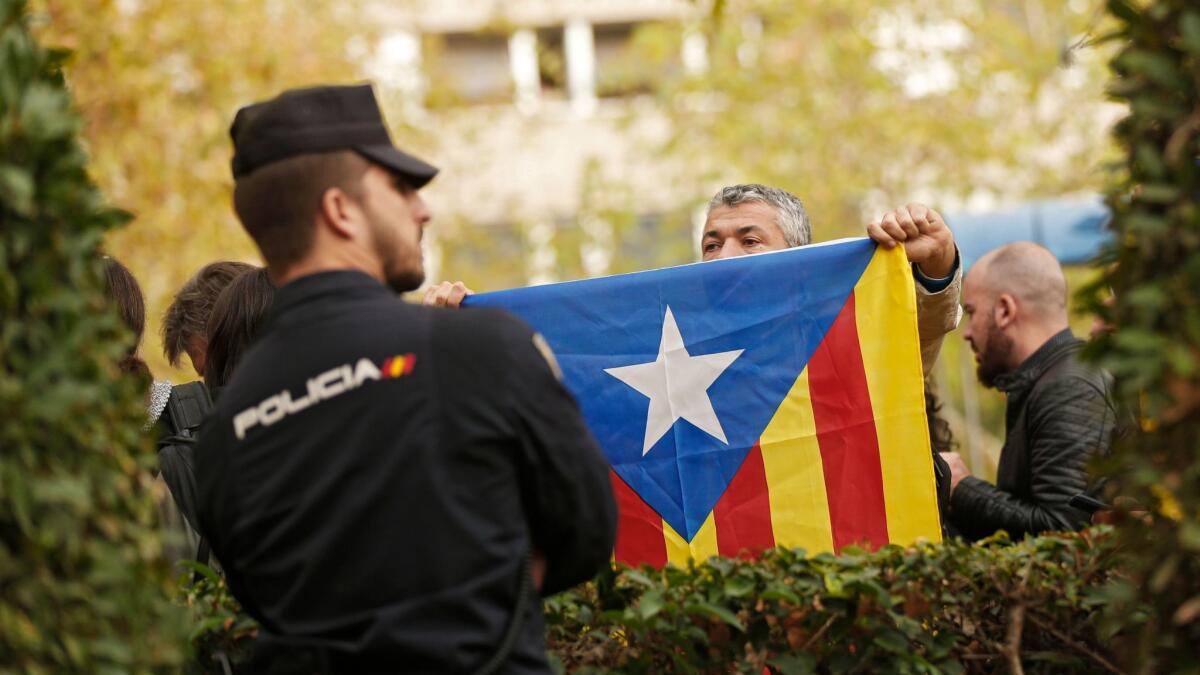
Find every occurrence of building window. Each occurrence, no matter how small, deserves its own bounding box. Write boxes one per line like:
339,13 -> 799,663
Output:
595,23 -> 656,98
536,26 -> 568,97
424,32 -> 512,106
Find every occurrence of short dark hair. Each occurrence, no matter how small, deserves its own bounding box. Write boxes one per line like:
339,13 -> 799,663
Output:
204,268 -> 276,390
102,257 -> 150,377
162,261 -> 256,367
925,388 -> 956,455
232,150 -> 371,271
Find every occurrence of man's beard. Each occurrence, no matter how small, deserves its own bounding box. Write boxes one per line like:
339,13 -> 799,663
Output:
383,257 -> 424,294
976,317 -> 1015,388
367,213 -> 425,293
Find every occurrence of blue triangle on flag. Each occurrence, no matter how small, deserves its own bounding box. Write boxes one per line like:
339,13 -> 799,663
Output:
469,238 -> 877,540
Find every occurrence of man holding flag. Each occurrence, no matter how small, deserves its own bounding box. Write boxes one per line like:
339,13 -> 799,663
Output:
455,185 -> 956,566
429,185 -> 962,376
699,184 -> 961,375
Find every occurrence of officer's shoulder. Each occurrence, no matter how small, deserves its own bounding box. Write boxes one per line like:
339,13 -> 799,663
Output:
427,305 -> 535,341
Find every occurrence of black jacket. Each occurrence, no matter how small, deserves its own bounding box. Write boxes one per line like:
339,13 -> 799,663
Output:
193,271 -> 617,674
950,330 -> 1116,541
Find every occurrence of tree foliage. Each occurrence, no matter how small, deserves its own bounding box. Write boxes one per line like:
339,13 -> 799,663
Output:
0,0 -> 187,668
30,0 -> 370,379
647,0 -> 1118,238
1082,0 -> 1200,669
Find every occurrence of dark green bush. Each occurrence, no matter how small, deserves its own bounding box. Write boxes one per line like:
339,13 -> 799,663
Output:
1080,0 -> 1200,670
185,532 -> 1123,674
179,563 -> 257,674
546,532 -> 1123,674
0,0 -> 187,669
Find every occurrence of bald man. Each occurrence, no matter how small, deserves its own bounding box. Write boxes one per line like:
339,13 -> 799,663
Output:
943,242 -> 1117,541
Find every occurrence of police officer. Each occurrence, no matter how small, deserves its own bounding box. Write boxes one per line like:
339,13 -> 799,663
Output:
193,84 -> 617,674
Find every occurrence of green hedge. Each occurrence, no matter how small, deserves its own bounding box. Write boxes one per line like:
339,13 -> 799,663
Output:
1080,0 -> 1200,669
0,0 -> 187,669
185,532 -> 1124,674
545,532 -> 1123,674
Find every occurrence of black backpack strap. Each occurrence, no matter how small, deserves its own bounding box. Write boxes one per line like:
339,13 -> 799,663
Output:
473,551 -> 534,675
161,380 -> 213,439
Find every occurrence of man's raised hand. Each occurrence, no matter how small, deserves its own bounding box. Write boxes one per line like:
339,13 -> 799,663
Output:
422,281 -> 473,308
867,203 -> 957,279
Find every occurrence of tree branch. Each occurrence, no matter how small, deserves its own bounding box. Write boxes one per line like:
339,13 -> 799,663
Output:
801,615 -> 838,652
1026,614 -> 1125,675
1001,602 -> 1026,675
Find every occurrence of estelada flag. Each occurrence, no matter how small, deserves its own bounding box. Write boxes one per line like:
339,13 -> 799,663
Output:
466,238 -> 942,567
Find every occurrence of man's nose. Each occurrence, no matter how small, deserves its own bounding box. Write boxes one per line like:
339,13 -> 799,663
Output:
412,194 -> 432,225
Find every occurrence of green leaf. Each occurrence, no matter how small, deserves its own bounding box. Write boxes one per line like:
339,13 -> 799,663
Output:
684,602 -> 745,632
1149,555 -> 1180,593
761,587 -> 801,604
1125,213 -> 1170,236
637,589 -> 665,620
823,573 -> 846,596
723,575 -> 756,598
1181,12 -> 1200,53
1107,0 -> 1142,26
177,560 -> 222,586
937,659 -> 966,675
768,654 -> 817,675
1165,344 -> 1198,377
188,616 -> 229,641
624,569 -> 657,588
0,163 -> 34,215
871,629 -> 910,653
1138,183 -> 1182,204
1135,143 -> 1167,178
1178,522 -> 1200,551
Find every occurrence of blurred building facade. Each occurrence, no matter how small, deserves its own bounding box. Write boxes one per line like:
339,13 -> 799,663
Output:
366,0 -> 710,290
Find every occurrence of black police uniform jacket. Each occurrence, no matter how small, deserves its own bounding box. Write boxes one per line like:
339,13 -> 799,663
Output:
193,271 -> 617,673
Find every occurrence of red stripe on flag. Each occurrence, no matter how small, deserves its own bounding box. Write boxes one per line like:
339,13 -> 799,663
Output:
713,442 -> 775,558
808,292 -> 890,552
610,470 -> 667,567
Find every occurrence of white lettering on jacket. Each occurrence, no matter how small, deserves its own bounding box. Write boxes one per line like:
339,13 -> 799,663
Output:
233,357 -> 384,440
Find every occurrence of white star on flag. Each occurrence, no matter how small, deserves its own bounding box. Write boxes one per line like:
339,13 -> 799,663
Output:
604,306 -> 744,456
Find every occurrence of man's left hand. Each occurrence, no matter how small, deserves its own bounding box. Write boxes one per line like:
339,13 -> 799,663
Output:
532,551 -> 546,592
867,203 -> 956,279
939,451 -> 972,497
422,281 -> 473,308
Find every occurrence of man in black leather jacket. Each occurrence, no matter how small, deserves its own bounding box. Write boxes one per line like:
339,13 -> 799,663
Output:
941,242 -> 1116,541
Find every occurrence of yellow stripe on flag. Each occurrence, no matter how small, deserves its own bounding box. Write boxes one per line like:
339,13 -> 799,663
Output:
663,512 -> 719,567
854,246 -> 942,544
759,368 -> 835,555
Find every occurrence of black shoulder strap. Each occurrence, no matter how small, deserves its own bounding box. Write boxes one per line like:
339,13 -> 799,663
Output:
163,381 -> 213,438
473,552 -> 533,675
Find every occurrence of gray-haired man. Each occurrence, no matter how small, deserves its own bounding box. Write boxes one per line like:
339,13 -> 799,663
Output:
427,184 -> 961,373
701,184 -> 961,374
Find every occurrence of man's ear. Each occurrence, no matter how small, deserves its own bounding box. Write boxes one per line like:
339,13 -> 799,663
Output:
994,293 -> 1018,328
317,186 -> 360,239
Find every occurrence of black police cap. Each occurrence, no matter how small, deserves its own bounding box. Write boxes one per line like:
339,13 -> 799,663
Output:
229,84 -> 438,187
